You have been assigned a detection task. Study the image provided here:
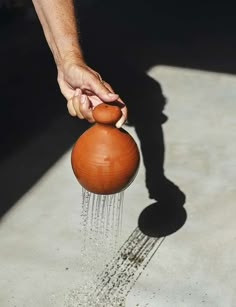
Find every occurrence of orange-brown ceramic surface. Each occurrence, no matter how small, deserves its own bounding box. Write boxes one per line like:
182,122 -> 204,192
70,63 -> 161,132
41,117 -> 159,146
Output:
71,103 -> 140,194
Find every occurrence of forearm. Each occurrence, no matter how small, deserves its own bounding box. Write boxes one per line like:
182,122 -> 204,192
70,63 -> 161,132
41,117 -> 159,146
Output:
32,0 -> 83,67
32,0 -> 125,125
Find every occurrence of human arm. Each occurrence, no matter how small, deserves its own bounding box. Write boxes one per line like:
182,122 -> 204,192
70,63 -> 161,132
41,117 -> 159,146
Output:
31,0 -> 127,127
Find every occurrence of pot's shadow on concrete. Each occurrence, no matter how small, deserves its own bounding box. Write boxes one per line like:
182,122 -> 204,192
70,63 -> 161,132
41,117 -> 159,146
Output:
138,202 -> 187,237
138,178 -> 187,237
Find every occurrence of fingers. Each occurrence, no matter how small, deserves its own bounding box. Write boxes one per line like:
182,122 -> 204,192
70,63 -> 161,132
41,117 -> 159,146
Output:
79,95 -> 94,122
116,104 -> 128,128
86,76 -> 119,103
60,63 -> 128,126
67,88 -> 83,118
67,89 -> 95,123
68,90 -> 127,127
67,99 -> 77,116
100,82 -> 127,127
112,93 -> 127,128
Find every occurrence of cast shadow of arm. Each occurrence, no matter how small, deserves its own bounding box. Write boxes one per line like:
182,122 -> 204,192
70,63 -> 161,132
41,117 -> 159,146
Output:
124,68 -> 187,237
98,60 -> 187,237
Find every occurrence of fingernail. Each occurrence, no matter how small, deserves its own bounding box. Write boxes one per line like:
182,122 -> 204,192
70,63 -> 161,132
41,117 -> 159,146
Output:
81,95 -> 86,104
74,88 -> 80,96
116,120 -> 123,129
108,93 -> 118,97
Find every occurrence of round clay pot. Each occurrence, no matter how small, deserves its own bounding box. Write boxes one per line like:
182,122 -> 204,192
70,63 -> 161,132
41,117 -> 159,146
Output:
71,103 -> 140,194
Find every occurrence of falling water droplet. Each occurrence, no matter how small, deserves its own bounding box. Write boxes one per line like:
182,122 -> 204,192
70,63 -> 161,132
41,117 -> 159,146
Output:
65,189 -> 125,307
65,189 -> 165,307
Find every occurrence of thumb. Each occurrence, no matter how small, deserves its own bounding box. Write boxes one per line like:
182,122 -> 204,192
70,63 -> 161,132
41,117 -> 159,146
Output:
88,77 -> 119,102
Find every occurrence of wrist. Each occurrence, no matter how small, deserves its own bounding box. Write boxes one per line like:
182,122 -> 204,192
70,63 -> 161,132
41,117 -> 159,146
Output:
57,52 -> 86,79
52,36 -> 84,69
56,50 -> 87,84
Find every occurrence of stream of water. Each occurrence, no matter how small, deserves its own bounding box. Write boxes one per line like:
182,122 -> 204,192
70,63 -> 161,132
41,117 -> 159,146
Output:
81,188 -> 124,255
64,189 -> 163,307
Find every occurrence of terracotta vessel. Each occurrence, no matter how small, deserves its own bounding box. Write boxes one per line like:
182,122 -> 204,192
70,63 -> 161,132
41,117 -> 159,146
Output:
71,103 -> 140,194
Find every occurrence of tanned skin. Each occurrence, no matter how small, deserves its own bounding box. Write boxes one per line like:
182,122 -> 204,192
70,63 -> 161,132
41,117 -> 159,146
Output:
32,0 -> 127,127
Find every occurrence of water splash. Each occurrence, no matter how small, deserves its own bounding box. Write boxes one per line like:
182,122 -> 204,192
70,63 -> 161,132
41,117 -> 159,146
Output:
81,190 -> 124,292
65,225 -> 164,306
64,189 -> 165,307
65,189 -> 124,307
81,227 -> 164,306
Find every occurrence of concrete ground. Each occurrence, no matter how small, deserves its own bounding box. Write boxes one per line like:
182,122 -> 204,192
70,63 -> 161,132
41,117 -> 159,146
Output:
1,5 -> 236,307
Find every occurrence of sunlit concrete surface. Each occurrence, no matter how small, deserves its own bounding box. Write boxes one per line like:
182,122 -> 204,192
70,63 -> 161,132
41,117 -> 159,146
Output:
0,66 -> 235,306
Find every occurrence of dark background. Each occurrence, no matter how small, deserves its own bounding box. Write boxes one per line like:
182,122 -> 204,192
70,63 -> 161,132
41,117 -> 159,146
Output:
1,1 -> 236,219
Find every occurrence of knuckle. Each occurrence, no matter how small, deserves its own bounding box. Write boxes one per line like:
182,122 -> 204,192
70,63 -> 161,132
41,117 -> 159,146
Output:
72,96 -> 80,107
77,113 -> 84,119
96,73 -> 102,81
88,74 -> 99,85
80,84 -> 87,91
68,108 -> 76,117
67,101 -> 76,116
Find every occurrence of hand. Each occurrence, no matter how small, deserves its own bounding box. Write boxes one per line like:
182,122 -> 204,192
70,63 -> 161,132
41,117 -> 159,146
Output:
57,58 -> 127,128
